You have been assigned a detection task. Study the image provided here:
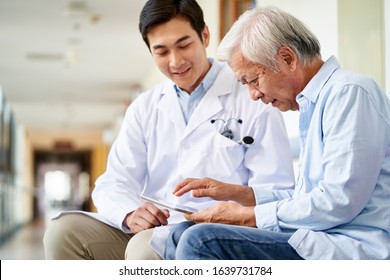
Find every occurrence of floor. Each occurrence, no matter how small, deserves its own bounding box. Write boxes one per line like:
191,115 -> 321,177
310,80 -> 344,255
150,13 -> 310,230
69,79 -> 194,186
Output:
0,205 -> 66,260
0,217 -> 46,260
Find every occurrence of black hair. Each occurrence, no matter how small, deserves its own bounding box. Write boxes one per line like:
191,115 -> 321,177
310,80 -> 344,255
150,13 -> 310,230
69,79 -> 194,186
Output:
139,0 -> 206,49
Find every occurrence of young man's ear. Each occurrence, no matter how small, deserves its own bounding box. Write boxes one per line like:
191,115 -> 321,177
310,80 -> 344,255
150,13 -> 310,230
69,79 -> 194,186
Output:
277,45 -> 297,71
202,25 -> 210,48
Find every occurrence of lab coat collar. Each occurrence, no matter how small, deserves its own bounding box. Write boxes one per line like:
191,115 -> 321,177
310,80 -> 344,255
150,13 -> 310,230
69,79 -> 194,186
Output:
158,80 -> 187,131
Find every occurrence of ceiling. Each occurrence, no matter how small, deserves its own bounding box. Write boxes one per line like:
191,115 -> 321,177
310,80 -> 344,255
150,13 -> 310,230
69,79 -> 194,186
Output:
0,0 -> 154,131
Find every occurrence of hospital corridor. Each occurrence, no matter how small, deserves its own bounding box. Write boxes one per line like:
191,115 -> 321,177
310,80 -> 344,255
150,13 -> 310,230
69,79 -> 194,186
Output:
0,150 -> 98,260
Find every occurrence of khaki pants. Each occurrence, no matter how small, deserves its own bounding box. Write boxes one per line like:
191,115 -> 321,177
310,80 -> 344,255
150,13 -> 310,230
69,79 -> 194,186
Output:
43,214 -> 161,260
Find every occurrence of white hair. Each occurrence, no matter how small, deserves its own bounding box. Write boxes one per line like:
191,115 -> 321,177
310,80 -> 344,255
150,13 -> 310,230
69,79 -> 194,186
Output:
218,6 -> 321,71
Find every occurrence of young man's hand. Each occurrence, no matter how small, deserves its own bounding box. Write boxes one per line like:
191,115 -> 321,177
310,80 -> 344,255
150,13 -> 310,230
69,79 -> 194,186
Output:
124,202 -> 170,234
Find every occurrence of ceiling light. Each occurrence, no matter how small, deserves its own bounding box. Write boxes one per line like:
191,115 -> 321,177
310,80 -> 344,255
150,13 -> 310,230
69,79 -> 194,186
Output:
63,1 -> 88,17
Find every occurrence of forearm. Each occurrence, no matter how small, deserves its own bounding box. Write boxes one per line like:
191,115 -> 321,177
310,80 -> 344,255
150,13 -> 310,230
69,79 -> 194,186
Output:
228,184 -> 256,206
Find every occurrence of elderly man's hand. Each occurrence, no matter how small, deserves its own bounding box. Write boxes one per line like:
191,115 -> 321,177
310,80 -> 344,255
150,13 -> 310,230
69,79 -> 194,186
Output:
172,177 -> 256,206
184,201 -> 257,227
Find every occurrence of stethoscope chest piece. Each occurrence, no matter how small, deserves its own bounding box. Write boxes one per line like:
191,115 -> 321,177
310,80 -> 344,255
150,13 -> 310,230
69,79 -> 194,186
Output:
211,118 -> 254,146
238,136 -> 255,147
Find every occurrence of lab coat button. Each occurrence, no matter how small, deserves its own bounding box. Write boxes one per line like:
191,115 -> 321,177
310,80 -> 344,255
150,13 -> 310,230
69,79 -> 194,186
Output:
183,144 -> 190,150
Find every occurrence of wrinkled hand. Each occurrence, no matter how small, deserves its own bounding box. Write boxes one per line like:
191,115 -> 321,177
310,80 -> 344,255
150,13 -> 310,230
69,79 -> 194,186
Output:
173,177 -> 255,206
184,201 -> 257,227
124,202 -> 170,234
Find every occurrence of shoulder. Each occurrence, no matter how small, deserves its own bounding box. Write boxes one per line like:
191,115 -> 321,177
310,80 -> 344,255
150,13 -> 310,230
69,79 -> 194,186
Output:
322,69 -> 390,123
122,79 -> 173,120
327,69 -> 383,97
128,79 -> 173,109
323,70 -> 388,115
134,79 -> 173,103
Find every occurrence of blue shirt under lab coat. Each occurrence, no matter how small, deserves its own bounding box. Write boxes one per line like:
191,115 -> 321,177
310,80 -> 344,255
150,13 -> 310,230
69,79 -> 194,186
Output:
253,56 -> 390,259
176,58 -> 220,124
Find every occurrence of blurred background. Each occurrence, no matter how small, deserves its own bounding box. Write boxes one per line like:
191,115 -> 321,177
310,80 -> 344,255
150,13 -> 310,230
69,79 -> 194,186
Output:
0,0 -> 389,259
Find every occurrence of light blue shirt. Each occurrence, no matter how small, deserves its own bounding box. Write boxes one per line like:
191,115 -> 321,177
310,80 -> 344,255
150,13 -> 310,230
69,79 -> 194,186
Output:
175,58 -> 221,123
253,56 -> 390,259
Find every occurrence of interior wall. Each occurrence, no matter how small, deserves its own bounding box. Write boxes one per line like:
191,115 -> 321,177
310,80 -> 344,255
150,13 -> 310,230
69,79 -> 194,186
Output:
198,0 -> 220,59
89,145 -> 109,212
384,0 -> 390,93
338,0 -> 384,89
17,125 -> 34,224
25,131 -> 35,214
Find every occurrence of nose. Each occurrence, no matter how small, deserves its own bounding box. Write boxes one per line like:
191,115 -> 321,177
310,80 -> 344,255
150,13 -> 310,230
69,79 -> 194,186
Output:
169,51 -> 185,69
248,86 -> 263,101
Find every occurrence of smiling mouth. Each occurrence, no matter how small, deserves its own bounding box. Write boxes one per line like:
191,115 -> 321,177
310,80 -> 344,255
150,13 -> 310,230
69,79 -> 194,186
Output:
175,67 -> 191,76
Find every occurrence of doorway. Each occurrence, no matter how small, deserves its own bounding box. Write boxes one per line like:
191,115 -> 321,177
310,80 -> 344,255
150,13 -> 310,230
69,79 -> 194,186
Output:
33,150 -> 91,225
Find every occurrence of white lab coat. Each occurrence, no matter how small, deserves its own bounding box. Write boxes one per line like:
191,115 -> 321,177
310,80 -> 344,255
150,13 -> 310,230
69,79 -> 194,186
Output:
69,62 -> 295,257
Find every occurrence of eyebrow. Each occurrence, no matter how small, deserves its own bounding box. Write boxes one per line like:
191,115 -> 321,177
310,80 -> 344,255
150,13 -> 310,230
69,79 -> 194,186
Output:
152,35 -> 192,50
238,75 -> 248,84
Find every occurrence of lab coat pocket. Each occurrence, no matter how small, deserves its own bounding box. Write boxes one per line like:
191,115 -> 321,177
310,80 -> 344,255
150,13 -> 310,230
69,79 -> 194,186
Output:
205,133 -> 244,178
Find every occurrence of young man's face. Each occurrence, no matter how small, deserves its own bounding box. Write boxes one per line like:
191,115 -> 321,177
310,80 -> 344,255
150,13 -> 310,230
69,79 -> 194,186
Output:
147,16 -> 211,93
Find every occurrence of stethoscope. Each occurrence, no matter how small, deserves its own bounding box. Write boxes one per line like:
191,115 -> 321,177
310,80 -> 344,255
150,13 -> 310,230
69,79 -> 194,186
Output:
210,118 -> 254,146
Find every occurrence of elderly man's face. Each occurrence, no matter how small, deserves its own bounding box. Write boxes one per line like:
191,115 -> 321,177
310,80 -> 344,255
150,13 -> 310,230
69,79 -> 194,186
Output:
230,51 -> 299,112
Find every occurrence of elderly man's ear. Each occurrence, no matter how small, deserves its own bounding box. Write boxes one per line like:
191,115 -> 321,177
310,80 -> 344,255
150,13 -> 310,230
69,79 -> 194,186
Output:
277,45 -> 297,71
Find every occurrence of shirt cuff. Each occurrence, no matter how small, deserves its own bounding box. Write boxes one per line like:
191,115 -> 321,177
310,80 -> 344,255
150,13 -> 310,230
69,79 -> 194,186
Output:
252,186 -> 277,204
254,201 -> 281,232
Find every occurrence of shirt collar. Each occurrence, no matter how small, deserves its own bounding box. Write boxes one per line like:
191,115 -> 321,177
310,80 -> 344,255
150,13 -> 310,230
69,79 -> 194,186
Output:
174,58 -> 221,95
297,56 -> 340,105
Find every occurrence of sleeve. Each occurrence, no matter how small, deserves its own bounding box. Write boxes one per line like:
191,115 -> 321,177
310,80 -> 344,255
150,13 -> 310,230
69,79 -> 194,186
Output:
247,105 -> 295,204
91,97 -> 148,232
257,85 -> 388,231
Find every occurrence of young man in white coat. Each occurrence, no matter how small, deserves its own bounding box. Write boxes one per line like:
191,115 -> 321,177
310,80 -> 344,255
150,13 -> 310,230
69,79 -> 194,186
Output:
43,0 -> 295,260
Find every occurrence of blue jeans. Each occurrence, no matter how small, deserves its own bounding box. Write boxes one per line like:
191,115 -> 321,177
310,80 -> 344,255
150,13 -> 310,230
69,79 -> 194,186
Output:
165,221 -> 303,260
